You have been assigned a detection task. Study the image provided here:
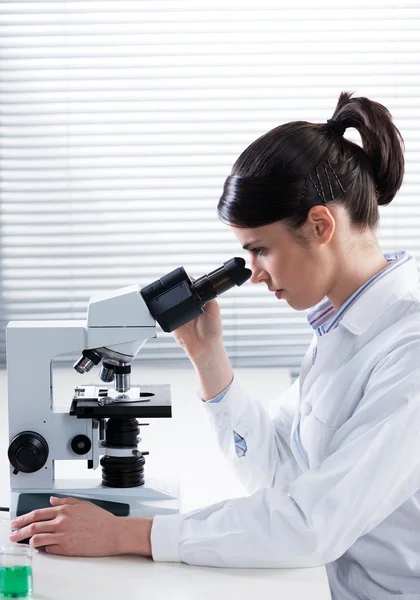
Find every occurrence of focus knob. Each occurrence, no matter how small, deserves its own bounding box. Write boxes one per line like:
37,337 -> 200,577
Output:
71,434 -> 92,456
8,432 -> 49,474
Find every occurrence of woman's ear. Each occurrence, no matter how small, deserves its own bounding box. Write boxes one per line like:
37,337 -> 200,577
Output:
306,206 -> 335,244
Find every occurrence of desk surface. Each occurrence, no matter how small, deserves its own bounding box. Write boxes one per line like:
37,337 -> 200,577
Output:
0,366 -> 331,599
0,516 -> 330,600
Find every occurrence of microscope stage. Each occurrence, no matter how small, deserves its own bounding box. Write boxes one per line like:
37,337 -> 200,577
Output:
69,384 -> 171,418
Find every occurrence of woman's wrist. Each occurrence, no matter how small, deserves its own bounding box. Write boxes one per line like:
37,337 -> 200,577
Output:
191,342 -> 234,401
118,517 -> 153,556
190,340 -> 225,365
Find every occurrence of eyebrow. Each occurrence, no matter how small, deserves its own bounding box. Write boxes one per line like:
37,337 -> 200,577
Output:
242,239 -> 262,250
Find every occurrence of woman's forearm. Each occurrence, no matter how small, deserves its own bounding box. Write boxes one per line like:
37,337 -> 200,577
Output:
191,343 -> 234,401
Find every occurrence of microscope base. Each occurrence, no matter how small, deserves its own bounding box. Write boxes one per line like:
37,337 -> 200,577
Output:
10,477 -> 179,521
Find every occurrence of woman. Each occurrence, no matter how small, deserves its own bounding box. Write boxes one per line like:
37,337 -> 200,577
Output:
10,92 -> 420,599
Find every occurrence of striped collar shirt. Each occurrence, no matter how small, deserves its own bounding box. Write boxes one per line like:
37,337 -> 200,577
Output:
307,251 -> 410,337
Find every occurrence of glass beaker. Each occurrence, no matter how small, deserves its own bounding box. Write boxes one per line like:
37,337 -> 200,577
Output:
0,545 -> 34,598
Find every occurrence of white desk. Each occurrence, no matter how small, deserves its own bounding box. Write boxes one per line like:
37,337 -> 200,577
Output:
0,366 -> 331,599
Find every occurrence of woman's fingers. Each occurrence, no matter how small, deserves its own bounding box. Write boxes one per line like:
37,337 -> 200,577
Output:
29,533 -> 62,550
11,507 -> 59,528
10,517 -> 60,543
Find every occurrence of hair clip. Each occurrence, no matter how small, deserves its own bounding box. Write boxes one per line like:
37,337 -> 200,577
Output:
308,172 -> 326,206
298,177 -> 308,213
324,164 -> 335,200
315,166 -> 326,205
326,162 -> 345,193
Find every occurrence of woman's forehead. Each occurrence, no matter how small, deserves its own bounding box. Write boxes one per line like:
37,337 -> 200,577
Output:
230,222 -> 286,245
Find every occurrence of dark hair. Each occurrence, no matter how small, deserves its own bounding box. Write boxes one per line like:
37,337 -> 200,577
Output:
217,91 -> 405,233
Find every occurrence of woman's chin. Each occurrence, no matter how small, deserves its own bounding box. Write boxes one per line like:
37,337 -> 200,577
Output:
285,295 -> 314,311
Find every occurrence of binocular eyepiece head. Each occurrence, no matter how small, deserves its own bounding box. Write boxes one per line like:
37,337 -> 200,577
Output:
140,257 -> 252,332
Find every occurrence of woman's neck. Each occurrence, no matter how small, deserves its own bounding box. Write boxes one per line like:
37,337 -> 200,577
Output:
327,246 -> 389,310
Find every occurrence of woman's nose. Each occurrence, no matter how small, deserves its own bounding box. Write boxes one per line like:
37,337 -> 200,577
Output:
250,267 -> 267,285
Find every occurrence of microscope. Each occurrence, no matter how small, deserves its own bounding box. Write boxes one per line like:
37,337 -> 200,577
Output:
6,258 -> 251,522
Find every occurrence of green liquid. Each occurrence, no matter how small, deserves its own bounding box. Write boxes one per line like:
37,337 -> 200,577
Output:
0,566 -> 33,598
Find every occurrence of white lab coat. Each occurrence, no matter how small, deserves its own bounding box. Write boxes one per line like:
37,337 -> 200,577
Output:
151,255 -> 420,599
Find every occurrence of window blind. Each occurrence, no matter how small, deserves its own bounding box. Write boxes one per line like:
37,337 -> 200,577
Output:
1,1 -> 419,369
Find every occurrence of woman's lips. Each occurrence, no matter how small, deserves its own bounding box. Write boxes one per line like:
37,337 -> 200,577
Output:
275,290 -> 284,299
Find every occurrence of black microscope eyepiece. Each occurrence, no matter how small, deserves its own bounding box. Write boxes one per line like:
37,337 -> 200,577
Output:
141,257 -> 251,333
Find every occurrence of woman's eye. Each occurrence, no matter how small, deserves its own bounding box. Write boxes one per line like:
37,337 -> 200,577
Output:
251,247 -> 266,256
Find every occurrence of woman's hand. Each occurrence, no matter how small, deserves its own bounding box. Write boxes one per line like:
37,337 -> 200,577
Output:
9,496 -> 153,557
172,297 -> 224,362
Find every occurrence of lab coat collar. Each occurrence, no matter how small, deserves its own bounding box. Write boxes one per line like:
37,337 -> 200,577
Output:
339,254 -> 419,336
